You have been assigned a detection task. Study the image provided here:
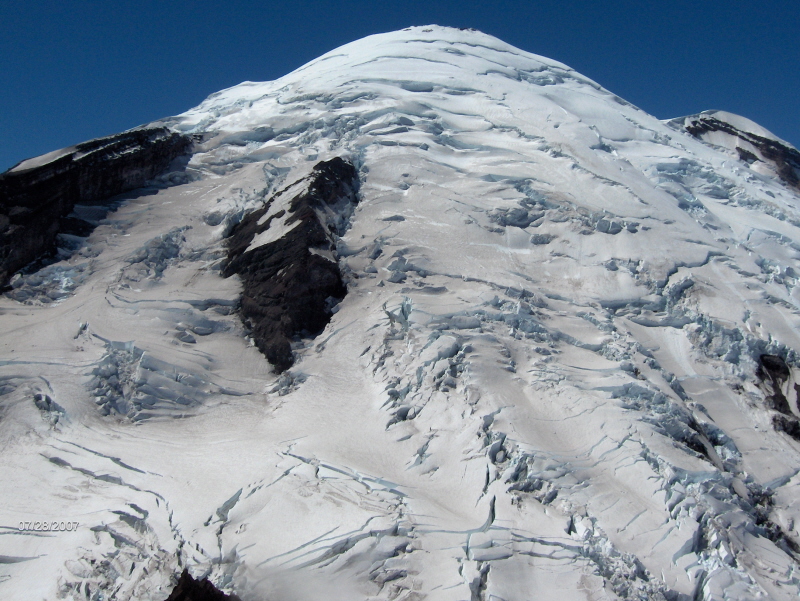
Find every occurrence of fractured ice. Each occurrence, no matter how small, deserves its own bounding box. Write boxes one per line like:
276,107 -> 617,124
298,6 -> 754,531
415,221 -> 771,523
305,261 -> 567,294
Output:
2,24 -> 800,601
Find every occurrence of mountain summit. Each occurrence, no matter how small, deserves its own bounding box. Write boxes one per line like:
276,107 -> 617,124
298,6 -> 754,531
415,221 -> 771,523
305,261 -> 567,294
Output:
2,26 -> 800,601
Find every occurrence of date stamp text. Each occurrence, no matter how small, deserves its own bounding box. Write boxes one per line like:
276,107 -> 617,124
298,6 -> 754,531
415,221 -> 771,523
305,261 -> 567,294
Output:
19,521 -> 79,532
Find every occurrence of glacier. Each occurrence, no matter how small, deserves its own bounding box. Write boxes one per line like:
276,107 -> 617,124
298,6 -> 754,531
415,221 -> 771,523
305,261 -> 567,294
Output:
1,25 -> 800,601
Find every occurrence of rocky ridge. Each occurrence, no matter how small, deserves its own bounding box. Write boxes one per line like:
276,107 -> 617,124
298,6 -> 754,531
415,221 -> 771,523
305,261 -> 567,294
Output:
0,127 -> 192,287
223,156 -> 359,371
670,110 -> 800,191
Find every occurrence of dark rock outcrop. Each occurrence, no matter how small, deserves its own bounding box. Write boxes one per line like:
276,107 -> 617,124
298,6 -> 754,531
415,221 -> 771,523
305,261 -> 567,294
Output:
758,354 -> 800,441
678,114 -> 800,190
773,414 -> 800,443
223,157 -> 359,372
758,354 -> 795,415
0,127 -> 192,286
164,569 -> 241,601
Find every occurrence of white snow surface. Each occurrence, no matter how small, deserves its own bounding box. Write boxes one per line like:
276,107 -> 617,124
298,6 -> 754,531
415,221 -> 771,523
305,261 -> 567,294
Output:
10,145 -> 79,172
2,25 -> 800,601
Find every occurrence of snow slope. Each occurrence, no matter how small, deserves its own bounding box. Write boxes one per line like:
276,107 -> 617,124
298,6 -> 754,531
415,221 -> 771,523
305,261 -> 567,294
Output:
2,25 -> 800,601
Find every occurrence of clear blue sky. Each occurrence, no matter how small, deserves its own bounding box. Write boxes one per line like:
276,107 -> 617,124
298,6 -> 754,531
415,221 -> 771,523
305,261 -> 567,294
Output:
1,1 -> 797,171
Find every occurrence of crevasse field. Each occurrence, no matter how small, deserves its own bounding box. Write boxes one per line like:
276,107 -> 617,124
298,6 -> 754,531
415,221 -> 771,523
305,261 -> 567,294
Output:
2,26 -> 800,601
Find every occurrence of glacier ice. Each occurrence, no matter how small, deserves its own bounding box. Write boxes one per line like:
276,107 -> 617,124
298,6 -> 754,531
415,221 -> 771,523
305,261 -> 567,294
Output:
1,24 -> 800,601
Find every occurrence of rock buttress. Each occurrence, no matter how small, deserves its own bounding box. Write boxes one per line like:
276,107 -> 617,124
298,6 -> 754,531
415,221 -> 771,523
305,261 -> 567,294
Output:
0,127 -> 193,286
223,156 -> 359,372
164,569 -> 241,601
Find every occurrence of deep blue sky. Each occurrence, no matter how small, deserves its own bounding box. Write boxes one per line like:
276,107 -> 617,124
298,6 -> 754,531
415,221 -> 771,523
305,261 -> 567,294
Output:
1,1 -> 797,171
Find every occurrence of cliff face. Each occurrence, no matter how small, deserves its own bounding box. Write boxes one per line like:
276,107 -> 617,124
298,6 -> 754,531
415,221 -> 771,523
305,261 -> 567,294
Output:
223,157 -> 359,372
0,127 -> 192,286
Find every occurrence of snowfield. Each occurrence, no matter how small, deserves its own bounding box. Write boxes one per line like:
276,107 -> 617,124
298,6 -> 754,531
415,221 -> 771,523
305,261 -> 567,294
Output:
2,25 -> 800,601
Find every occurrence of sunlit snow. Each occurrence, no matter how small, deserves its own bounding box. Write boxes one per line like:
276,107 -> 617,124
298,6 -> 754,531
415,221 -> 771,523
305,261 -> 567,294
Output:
2,25 -> 800,601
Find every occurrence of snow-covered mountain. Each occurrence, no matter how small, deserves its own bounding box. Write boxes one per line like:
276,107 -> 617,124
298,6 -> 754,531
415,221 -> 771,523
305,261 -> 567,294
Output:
2,25 -> 800,601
